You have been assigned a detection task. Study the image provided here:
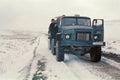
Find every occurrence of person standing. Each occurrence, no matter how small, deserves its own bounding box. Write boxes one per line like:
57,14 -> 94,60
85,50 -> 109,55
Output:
48,19 -> 58,50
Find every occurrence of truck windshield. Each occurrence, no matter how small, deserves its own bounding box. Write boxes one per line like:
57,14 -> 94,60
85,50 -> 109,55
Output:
61,17 -> 91,26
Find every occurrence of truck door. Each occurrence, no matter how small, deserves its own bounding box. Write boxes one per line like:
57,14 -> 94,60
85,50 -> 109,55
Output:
92,19 -> 104,41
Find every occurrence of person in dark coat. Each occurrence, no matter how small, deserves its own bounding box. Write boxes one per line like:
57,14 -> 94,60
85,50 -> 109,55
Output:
48,19 -> 58,38
48,19 -> 58,50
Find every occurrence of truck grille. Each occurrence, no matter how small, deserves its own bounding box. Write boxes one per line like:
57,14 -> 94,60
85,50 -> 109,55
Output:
76,32 -> 90,41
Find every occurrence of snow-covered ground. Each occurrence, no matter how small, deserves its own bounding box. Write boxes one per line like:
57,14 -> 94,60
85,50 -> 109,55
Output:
0,30 -> 40,80
0,21 -> 120,80
103,40 -> 120,55
103,21 -> 120,55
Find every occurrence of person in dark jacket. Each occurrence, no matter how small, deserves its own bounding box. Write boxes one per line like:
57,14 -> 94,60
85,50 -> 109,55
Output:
48,19 -> 58,50
48,19 -> 58,38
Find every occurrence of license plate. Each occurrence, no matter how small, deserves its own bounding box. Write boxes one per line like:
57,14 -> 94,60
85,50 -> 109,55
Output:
93,42 -> 104,45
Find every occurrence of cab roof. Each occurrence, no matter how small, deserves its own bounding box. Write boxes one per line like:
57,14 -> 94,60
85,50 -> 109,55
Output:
55,15 -> 90,19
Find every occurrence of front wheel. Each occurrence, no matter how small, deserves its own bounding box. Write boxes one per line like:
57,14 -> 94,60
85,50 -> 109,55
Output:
56,41 -> 64,62
90,46 -> 101,62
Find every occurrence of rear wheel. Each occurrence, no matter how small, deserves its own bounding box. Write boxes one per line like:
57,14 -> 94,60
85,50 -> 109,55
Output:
56,41 -> 64,62
90,46 -> 101,62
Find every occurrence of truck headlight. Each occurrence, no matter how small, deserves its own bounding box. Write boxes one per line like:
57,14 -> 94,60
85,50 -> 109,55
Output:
65,35 -> 70,39
94,36 -> 98,39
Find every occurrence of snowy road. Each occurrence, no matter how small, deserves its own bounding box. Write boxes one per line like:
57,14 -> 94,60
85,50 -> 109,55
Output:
35,33 -> 120,80
0,30 -> 120,80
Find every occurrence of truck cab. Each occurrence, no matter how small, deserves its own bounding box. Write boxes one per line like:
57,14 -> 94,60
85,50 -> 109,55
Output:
49,15 -> 105,62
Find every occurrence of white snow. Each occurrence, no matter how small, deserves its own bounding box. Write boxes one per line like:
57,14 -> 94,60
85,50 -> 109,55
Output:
0,20 -> 120,80
0,30 -> 39,80
35,35 -> 79,80
103,21 -> 120,54
102,40 -> 120,55
65,54 -> 104,80
0,30 -> 107,80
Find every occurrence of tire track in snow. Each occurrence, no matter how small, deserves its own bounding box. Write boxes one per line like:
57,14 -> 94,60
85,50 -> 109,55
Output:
64,54 -> 104,80
24,33 -> 48,80
33,36 -> 40,57
65,53 -> 120,80
19,35 -> 41,80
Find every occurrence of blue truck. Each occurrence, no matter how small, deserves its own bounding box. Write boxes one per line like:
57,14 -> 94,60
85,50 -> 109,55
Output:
49,15 -> 105,62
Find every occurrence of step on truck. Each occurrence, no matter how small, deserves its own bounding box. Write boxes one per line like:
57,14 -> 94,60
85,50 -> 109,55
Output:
48,15 -> 105,62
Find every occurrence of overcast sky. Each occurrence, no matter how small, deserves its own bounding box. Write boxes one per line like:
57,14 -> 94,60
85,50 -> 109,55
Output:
0,0 -> 120,31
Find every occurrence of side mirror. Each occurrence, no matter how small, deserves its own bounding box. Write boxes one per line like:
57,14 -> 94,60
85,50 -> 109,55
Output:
92,19 -> 104,27
56,33 -> 61,40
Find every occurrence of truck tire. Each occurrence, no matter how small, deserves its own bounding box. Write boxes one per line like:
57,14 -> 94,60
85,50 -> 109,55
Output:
56,41 -> 64,62
90,46 -> 101,62
51,39 -> 56,55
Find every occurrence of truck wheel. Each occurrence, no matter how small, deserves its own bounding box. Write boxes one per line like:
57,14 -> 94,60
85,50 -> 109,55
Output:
56,41 -> 64,62
90,46 -> 101,62
51,39 -> 56,55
